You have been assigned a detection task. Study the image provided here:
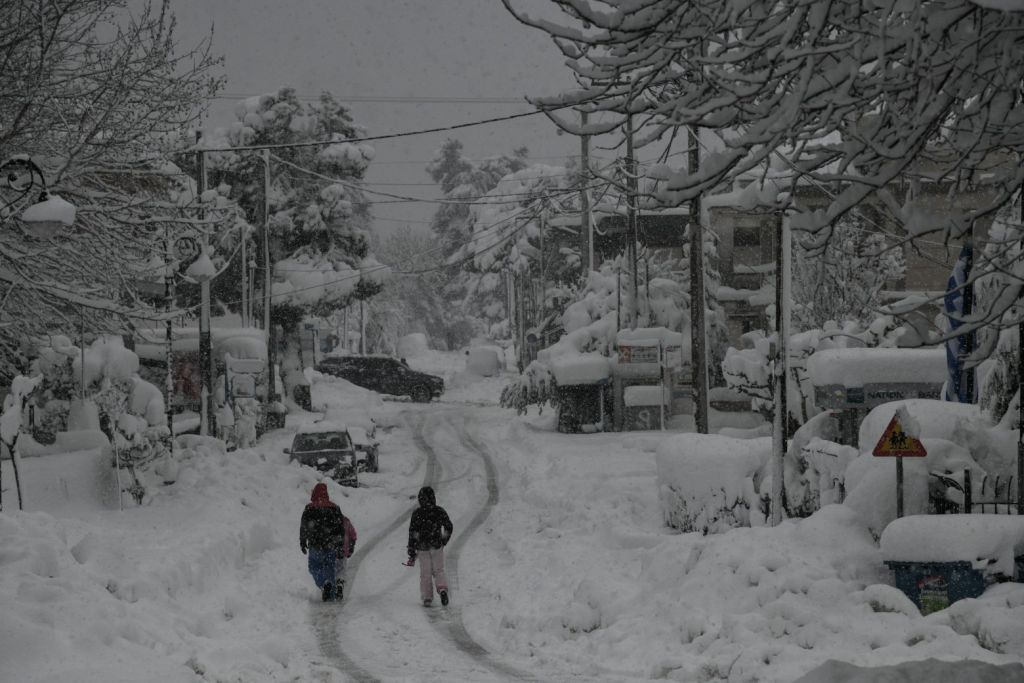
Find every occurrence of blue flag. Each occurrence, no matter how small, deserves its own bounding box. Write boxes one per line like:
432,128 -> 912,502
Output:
944,242 -> 975,403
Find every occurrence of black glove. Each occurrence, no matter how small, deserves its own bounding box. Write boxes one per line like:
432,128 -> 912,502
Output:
300,542 -> 307,555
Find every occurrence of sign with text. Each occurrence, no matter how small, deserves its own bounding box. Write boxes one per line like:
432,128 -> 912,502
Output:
873,414 -> 927,458
619,343 -> 660,365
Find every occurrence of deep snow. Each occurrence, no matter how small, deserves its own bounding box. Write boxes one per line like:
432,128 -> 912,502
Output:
2,350 -> 1023,682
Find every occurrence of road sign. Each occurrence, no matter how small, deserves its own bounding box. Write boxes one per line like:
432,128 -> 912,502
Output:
873,413 -> 927,458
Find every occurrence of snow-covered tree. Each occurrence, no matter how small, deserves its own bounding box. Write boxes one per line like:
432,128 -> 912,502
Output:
0,0 -> 223,387
505,0 -> 1024,354
202,89 -> 384,396
722,317 -> 909,424
456,164 -> 585,339
974,197 -> 1024,425
504,0 -> 1024,239
426,139 -> 529,348
791,214 -> 906,331
365,226 -> 447,352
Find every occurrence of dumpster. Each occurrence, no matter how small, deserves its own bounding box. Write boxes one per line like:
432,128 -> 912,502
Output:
880,514 -> 1024,615
883,560 -> 985,615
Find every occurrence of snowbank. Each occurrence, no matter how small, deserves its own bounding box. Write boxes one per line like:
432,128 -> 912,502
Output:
396,333 -> 428,359
858,399 -> 983,453
550,353 -> 611,386
844,438 -> 981,536
881,515 -> 1024,577
466,346 -> 502,376
808,348 -> 947,387
656,433 -> 771,533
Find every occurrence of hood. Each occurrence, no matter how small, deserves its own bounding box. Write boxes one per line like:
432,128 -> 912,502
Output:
310,482 -> 331,507
417,486 -> 435,508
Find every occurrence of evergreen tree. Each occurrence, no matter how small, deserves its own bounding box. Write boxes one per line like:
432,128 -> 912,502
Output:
426,139 -> 528,348
203,89 -> 383,394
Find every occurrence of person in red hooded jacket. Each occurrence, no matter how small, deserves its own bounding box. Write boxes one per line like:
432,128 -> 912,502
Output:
300,483 -> 357,601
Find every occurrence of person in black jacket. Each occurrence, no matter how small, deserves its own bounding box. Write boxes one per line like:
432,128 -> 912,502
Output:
300,482 -> 356,601
406,486 -> 453,606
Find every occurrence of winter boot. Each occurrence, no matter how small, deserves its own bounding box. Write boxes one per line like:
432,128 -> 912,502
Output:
322,582 -> 333,602
336,581 -> 345,601
440,589 -> 449,606
423,598 -> 432,607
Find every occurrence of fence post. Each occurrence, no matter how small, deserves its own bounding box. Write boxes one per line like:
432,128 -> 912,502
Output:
964,468 -> 972,514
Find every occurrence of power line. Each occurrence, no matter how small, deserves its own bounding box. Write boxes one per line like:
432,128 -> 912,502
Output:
194,104 -> 578,154
270,153 -> 608,206
214,93 -> 529,105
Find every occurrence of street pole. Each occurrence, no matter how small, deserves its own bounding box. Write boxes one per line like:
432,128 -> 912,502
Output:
580,111 -> 594,275
1019,188 -> 1023,515
263,149 -> 275,403
689,126 -> 709,434
625,115 -> 640,330
540,195 -> 547,327
164,227 -> 175,446
771,209 -> 790,526
197,147 -> 214,437
360,299 -> 366,354
240,221 -> 248,327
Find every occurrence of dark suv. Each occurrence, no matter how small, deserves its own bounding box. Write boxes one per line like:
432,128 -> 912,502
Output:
317,355 -> 444,403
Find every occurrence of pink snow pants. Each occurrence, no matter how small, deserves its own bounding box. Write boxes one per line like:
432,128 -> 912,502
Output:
418,547 -> 448,600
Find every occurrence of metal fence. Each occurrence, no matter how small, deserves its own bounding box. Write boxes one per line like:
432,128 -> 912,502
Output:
932,469 -> 1021,515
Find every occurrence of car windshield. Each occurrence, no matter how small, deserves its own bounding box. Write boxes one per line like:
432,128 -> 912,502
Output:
292,432 -> 350,452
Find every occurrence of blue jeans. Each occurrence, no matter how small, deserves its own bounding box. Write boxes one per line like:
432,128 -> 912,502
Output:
307,547 -> 338,589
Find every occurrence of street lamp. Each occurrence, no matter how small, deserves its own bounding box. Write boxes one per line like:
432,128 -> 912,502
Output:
0,155 -> 76,237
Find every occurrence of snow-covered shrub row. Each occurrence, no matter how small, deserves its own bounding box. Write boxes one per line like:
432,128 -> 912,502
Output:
722,317 -> 908,423
656,434 -> 771,533
656,396 -> 1009,536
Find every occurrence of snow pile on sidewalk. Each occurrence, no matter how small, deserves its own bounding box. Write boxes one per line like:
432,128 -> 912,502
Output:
656,433 -> 771,533
464,414 -> 1024,683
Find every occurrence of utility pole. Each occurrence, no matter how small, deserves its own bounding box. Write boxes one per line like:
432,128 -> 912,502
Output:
771,209 -> 790,526
263,148 -> 276,404
197,145 -> 215,437
360,299 -> 366,354
690,125 -> 709,434
580,111 -> 594,275
1018,187 -> 1023,515
164,226 -> 176,446
625,115 -> 640,330
240,222 -> 248,327
539,195 -> 547,327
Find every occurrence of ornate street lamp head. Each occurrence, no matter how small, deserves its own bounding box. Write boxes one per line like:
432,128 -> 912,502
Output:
19,191 -> 76,239
1,155 -> 76,238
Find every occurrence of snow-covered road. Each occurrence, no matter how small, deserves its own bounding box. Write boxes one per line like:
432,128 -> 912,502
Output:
3,364 -> 1024,682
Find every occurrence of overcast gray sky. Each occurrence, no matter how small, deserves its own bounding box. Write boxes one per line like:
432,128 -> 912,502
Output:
171,0 -> 588,234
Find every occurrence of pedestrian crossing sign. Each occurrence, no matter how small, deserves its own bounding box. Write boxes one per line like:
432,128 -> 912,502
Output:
872,413 -> 927,457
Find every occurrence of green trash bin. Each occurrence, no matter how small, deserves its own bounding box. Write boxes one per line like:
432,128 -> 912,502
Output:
885,560 -> 986,615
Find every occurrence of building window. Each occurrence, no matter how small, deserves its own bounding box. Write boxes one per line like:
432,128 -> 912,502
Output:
734,226 -> 761,248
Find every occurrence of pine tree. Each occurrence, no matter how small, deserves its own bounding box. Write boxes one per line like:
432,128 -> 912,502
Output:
203,89 -> 382,395
426,139 -> 528,348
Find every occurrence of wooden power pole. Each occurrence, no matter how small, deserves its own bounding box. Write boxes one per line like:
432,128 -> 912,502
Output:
689,126 -> 709,434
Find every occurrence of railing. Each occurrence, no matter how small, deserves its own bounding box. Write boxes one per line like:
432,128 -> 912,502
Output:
932,469 -> 1020,515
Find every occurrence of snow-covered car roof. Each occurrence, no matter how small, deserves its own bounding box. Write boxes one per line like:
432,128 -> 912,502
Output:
346,426 -> 372,445
297,420 -> 350,434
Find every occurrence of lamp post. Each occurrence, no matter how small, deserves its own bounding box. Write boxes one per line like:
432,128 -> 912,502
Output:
0,155 -> 76,511
1,155 -> 76,236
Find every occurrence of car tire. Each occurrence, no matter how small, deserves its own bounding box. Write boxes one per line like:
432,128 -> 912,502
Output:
410,385 -> 431,403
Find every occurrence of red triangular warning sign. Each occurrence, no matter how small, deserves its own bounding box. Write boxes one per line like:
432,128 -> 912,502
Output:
872,413 -> 927,457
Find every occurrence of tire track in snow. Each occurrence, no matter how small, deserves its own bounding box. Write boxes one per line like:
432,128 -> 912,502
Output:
308,410 -> 438,682
417,411 -> 538,681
